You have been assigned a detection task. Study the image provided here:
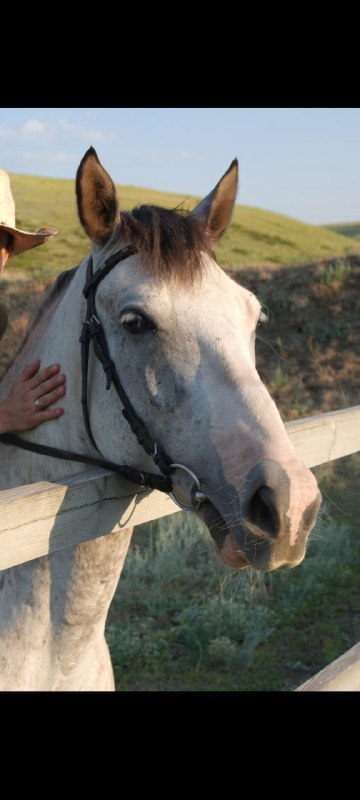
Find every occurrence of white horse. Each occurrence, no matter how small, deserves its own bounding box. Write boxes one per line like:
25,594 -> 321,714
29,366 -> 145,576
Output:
0,148 -> 321,691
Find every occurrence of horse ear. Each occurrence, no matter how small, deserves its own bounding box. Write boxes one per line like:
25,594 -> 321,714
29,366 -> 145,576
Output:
76,147 -> 119,244
191,159 -> 238,243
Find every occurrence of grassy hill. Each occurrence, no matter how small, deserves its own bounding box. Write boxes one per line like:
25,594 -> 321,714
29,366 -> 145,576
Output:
324,222 -> 360,241
8,173 -> 359,279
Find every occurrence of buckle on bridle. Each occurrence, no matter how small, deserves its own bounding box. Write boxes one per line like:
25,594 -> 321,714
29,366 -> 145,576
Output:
87,314 -> 101,336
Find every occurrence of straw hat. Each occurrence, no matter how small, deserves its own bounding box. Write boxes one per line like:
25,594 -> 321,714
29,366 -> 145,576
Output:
0,168 -> 58,256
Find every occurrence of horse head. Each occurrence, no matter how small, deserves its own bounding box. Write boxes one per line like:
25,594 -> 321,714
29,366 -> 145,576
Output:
75,147 -> 321,572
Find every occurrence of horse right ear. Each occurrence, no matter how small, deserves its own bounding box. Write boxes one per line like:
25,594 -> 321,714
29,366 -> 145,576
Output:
76,147 -> 119,244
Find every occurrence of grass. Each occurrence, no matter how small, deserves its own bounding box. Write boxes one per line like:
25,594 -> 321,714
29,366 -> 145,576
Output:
106,454 -> 360,691
324,222 -> 360,241
305,317 -> 357,344
319,259 -> 352,286
271,363 -> 289,391
7,172 -> 358,280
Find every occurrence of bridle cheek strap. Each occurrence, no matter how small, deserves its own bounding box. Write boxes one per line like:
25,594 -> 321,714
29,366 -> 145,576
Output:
80,247 -> 174,482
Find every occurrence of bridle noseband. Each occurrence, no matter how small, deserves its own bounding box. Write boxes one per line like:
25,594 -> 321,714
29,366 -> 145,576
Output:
0,246 -> 207,511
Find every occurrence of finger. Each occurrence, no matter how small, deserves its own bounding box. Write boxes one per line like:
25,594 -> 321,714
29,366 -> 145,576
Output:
28,363 -> 61,391
33,372 -> 66,400
33,407 -> 64,426
19,359 -> 41,382
35,384 -> 66,409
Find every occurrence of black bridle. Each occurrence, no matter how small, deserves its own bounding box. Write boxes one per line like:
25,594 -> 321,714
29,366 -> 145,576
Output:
0,246 -> 206,509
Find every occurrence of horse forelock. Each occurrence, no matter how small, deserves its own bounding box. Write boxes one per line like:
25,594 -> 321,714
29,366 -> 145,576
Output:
119,205 -> 213,285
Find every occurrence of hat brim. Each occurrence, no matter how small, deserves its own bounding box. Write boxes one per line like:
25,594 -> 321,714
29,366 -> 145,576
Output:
0,224 -> 58,256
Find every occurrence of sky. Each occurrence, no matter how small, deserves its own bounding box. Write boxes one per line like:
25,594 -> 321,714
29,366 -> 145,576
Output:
1,107 -> 359,225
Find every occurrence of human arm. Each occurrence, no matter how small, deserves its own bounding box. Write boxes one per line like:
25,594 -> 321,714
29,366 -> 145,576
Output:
0,360 -> 66,434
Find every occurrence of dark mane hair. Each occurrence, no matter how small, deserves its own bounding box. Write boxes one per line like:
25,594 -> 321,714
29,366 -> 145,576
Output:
2,266 -> 78,378
29,265 -> 79,336
119,205 -> 212,284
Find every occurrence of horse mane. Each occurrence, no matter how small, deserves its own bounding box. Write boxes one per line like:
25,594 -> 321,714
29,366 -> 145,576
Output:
119,205 -> 212,284
2,266 -> 79,378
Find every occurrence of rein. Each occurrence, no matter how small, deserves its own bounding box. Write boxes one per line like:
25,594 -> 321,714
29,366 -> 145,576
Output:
0,431 -> 172,492
0,245 -> 206,509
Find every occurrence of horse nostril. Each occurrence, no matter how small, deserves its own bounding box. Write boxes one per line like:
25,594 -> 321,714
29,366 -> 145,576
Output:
245,485 -> 279,538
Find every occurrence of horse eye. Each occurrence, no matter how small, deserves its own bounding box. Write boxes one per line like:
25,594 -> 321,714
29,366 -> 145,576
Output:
120,310 -> 154,334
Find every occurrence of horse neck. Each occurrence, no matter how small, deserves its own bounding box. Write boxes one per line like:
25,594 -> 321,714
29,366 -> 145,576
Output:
0,527 -> 133,690
0,260 -> 93,486
48,528 -> 133,677
0,254 -> 135,688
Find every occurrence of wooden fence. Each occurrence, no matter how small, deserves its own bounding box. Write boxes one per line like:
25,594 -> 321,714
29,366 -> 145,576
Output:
1,404 -> 360,689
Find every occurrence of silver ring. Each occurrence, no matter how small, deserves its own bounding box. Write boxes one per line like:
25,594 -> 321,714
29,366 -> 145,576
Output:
169,462 -> 207,511
35,398 -> 41,407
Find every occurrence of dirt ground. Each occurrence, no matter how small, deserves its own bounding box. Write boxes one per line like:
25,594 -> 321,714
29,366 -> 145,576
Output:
0,255 -> 359,421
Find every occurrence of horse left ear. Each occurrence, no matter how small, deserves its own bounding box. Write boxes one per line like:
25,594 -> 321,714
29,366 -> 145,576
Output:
76,147 -> 119,244
191,159 -> 238,243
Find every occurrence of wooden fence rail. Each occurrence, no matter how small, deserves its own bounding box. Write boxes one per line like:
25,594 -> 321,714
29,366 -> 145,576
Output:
0,471 -> 179,571
297,642 -> 360,691
0,405 -> 359,572
1,404 -> 360,689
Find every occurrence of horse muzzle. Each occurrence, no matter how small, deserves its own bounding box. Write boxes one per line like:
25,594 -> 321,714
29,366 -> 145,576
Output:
169,458 -> 322,572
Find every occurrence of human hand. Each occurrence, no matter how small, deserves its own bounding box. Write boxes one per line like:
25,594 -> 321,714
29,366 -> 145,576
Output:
0,359 -> 66,434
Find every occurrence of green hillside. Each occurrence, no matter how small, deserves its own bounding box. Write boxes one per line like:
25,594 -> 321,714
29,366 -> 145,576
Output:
8,173 -> 358,279
324,222 -> 360,241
